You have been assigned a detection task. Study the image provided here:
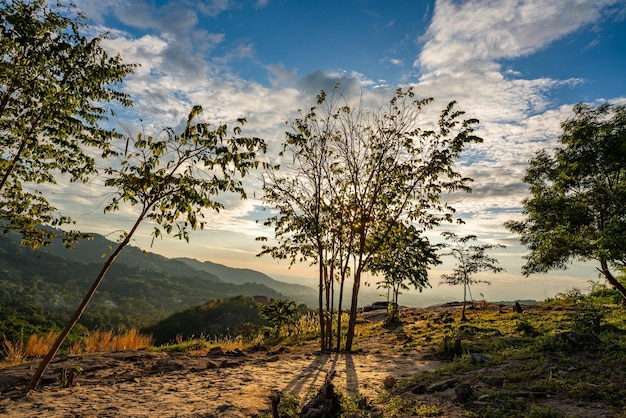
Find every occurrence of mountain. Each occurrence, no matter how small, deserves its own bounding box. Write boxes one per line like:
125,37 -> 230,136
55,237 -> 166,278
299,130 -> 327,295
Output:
176,257 -> 317,306
0,231 -> 315,340
38,232 -> 316,304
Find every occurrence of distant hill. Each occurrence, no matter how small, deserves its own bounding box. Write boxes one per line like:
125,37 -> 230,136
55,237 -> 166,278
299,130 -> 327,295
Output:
38,231 -> 316,305
176,258 -> 317,306
0,231 -> 315,340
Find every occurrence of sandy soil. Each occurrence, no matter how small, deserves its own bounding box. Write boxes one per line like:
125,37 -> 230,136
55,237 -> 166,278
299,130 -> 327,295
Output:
0,311 -> 442,417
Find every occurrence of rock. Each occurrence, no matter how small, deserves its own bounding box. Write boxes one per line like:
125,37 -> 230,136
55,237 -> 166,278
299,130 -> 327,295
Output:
483,376 -> 505,387
455,383 -> 472,402
471,353 -> 490,364
383,376 -> 397,388
427,378 -> 457,392
219,360 -> 241,368
266,355 -> 280,363
426,379 -> 457,392
207,347 -> 224,356
225,348 -> 245,357
151,360 -> 184,373
206,361 -> 219,369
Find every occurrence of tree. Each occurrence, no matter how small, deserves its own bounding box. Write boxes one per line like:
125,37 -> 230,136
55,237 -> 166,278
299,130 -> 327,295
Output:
439,232 -> 505,321
28,106 -> 266,390
0,0 -> 134,248
370,224 -> 439,322
260,87 -> 482,351
260,299 -> 301,336
505,103 -> 626,302
257,90 -> 335,350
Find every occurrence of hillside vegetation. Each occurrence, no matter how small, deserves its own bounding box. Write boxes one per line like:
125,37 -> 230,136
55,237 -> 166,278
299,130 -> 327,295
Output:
0,232 -> 314,341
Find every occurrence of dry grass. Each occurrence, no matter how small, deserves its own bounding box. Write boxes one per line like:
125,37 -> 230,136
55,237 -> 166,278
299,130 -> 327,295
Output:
1,329 -> 152,366
26,331 -> 60,357
2,334 -> 26,366
79,329 -> 153,353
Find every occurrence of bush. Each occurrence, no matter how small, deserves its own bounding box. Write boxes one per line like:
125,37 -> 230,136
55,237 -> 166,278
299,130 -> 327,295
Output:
569,304 -> 606,335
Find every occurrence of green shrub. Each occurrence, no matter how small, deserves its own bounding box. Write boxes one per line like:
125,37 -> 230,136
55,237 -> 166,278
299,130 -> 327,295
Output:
569,304 -> 606,335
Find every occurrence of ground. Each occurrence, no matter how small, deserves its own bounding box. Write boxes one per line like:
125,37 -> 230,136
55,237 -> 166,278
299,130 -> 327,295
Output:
0,306 -> 622,417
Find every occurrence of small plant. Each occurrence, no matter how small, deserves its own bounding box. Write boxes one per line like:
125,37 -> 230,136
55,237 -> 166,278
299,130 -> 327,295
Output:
2,334 -> 26,365
260,299 -> 301,337
438,332 -> 464,360
60,365 -> 83,388
554,287 -> 585,305
516,317 -> 536,335
526,404 -> 559,418
569,304 -> 606,335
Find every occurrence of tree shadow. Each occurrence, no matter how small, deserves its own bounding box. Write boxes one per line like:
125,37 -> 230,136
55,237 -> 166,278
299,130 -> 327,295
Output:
281,352 -> 332,396
344,353 -> 358,395
280,351 -> 360,398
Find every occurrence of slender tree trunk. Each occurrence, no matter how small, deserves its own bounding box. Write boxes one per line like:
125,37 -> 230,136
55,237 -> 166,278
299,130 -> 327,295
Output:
393,285 -> 400,322
599,259 -> 626,304
318,259 -> 326,351
323,265 -> 332,351
344,267 -> 362,352
28,215 -> 145,390
461,281 -> 468,321
336,274 -> 346,352
328,270 -> 334,351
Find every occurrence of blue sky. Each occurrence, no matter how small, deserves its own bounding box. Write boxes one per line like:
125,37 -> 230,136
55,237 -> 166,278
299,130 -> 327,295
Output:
49,0 -> 626,304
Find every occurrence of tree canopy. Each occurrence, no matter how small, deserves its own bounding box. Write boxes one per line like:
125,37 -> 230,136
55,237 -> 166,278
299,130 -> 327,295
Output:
505,103 -> 626,301
0,0 -> 134,247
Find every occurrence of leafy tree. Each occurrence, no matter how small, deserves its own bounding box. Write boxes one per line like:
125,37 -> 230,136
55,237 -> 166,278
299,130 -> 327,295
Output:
439,232 -> 505,321
257,90 -> 337,350
260,87 -> 482,351
370,224 -> 440,322
28,106 -> 266,390
260,299 -> 301,335
505,103 -> 626,302
0,0 -> 134,248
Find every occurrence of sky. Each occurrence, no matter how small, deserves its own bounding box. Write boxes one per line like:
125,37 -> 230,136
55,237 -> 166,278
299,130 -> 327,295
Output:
42,0 -> 626,305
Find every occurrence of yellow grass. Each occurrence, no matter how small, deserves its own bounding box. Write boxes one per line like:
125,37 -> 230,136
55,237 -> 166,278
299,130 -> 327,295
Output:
26,331 -> 60,357
1,328 -> 152,366
81,329 -> 153,353
2,335 -> 26,366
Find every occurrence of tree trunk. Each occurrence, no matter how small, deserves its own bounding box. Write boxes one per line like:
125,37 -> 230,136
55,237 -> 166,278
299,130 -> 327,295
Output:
599,259 -> 626,304
328,273 -> 334,351
28,216 -> 144,390
461,281 -> 468,321
336,274 -> 345,352
318,260 -> 326,351
344,268 -> 361,352
393,285 -> 400,322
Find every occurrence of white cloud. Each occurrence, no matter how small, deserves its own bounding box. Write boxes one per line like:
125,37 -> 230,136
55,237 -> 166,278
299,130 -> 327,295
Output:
33,0 -> 624,296
416,0 -> 618,73
405,0 -> 623,248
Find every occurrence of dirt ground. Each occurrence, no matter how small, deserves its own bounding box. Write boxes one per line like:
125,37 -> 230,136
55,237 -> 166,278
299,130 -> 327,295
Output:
0,307 -> 617,417
0,311 -> 443,417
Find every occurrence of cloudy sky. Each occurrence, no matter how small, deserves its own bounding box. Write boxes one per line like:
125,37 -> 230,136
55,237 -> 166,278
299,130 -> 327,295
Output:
51,0 -> 626,304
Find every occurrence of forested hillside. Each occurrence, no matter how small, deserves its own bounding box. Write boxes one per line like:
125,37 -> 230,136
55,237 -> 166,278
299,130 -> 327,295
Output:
0,233 -> 301,340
